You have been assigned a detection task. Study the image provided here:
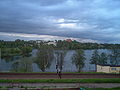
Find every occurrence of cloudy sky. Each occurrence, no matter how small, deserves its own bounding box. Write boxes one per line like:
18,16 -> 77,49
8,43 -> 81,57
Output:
0,0 -> 120,43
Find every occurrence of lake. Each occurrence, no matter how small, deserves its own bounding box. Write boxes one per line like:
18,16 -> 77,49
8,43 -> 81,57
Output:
0,49 -> 112,72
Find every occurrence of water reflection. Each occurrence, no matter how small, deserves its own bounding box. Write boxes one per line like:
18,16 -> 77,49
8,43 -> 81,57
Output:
55,51 -> 66,71
0,49 -> 117,72
11,57 -> 33,72
109,49 -> 120,65
1,56 -> 13,63
34,49 -> 54,72
72,50 -> 86,72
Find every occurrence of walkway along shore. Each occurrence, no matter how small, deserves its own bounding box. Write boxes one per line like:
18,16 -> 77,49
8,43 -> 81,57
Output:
0,83 -> 120,89
0,73 -> 120,79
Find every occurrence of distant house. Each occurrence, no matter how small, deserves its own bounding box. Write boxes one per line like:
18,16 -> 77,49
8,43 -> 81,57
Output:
47,41 -> 56,46
97,64 -> 120,73
36,40 -> 43,44
65,39 -> 72,42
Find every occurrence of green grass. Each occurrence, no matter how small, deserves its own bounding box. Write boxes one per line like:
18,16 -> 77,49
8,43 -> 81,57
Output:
81,87 -> 120,90
63,72 -> 105,74
1,71 -> 119,74
0,72 -> 108,74
0,78 -> 120,83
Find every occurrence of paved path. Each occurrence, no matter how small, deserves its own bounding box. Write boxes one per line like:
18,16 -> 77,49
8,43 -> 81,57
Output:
0,73 -> 119,79
0,83 -> 120,88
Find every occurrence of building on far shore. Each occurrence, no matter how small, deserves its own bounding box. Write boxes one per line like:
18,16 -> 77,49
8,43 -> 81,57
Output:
97,64 -> 120,73
65,39 -> 73,42
47,41 -> 56,46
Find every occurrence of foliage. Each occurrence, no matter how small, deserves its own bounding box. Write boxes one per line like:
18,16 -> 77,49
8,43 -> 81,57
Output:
20,46 -> 32,57
90,50 -> 100,65
99,52 -> 108,65
0,39 -> 32,60
72,49 -> 86,72
90,50 -> 108,65
90,50 -> 100,71
109,49 -> 120,65
1,46 -> 32,60
55,40 -> 120,50
1,39 -> 120,50
83,87 -> 120,90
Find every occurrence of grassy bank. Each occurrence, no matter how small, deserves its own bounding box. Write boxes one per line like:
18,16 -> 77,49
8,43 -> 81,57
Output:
0,78 -> 120,83
0,72 -> 109,74
1,71 -> 119,74
84,87 -> 120,90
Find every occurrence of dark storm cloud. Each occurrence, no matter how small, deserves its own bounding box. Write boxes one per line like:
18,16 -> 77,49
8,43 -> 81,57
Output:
0,0 -> 120,43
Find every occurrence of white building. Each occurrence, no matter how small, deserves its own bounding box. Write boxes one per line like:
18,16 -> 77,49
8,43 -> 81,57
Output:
47,41 -> 56,46
97,64 -> 120,73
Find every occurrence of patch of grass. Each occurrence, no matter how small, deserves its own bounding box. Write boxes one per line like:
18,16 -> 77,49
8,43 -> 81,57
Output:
1,72 -> 117,74
0,78 -> 120,83
0,72 -> 103,73
83,87 -> 120,90
112,87 -> 120,89
0,86 -> 7,89
64,72 -> 105,74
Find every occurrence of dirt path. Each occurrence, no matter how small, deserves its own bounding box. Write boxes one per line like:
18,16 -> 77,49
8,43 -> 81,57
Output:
0,73 -> 119,79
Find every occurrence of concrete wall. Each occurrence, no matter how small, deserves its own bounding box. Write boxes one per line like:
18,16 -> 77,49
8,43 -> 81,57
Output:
97,65 -> 110,73
110,67 -> 120,73
97,65 -> 120,73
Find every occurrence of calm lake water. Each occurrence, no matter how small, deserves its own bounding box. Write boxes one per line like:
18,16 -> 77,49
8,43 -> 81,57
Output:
0,49 -> 111,72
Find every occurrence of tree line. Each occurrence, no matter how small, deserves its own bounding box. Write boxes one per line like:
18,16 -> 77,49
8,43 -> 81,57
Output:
1,39 -> 120,49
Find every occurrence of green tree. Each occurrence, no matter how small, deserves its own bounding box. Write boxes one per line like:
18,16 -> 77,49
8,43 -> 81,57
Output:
90,50 -> 100,71
20,46 -> 32,57
109,49 -> 120,65
1,48 -> 21,62
72,49 -> 86,72
99,52 -> 108,65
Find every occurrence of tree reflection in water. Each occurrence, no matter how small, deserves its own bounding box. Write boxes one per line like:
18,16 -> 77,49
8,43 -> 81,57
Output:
34,48 -> 54,72
72,50 -> 86,72
55,51 -> 66,71
11,57 -> 33,72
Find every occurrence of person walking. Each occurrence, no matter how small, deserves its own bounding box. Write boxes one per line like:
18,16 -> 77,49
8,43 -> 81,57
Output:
56,64 -> 58,73
58,68 -> 61,79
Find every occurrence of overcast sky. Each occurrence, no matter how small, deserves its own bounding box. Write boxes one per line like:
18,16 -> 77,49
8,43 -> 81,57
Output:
0,0 -> 120,43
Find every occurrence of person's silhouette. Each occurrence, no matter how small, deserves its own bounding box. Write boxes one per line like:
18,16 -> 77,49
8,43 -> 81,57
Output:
58,68 -> 61,79
56,64 -> 58,73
